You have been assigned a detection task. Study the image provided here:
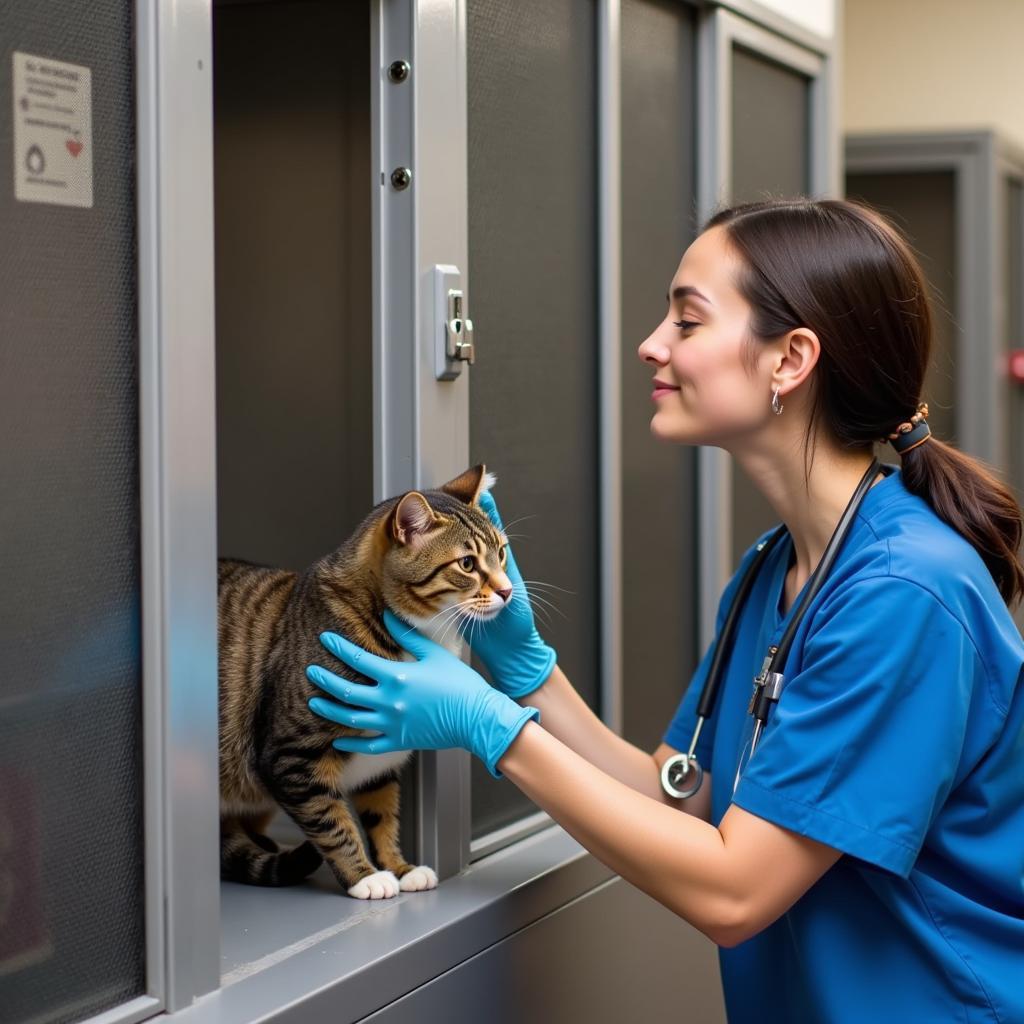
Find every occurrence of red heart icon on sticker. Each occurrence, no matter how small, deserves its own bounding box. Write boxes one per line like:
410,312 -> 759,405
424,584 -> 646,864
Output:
66,139 -> 83,157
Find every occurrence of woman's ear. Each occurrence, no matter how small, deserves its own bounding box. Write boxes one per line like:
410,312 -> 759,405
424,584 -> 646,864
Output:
773,327 -> 820,396
439,464 -> 487,505
391,492 -> 438,545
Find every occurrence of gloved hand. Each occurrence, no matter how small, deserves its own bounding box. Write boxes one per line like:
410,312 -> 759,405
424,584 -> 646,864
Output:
306,609 -> 540,778
470,490 -> 557,698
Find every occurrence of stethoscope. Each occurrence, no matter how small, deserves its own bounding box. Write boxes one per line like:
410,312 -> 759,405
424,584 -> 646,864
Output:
660,457 -> 882,800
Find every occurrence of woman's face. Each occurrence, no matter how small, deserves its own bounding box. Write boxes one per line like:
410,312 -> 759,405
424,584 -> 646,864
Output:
637,226 -> 777,449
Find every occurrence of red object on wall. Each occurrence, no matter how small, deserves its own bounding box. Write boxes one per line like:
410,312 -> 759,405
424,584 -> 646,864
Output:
1009,349 -> 1024,384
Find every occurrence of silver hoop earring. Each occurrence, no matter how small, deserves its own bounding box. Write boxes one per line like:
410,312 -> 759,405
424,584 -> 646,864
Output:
771,388 -> 784,416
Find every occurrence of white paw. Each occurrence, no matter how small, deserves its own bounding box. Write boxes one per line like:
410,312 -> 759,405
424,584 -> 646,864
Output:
399,865 -> 439,892
347,870 -> 401,900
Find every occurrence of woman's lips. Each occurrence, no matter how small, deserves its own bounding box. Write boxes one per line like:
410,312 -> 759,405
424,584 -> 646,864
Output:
652,380 -> 680,400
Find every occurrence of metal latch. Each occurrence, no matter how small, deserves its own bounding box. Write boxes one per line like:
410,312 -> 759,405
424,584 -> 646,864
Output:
434,264 -> 475,380
446,290 -> 475,365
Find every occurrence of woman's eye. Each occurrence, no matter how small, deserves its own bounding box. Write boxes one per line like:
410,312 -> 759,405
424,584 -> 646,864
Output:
672,319 -> 700,332
459,555 -> 476,572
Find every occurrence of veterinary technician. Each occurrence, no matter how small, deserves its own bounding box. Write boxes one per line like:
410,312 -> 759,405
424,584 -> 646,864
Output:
308,198 -> 1024,1023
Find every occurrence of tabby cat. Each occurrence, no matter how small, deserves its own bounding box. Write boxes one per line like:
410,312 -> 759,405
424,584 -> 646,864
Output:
218,464 -> 512,899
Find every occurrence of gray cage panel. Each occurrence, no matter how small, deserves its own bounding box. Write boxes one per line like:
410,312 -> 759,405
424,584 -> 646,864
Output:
730,46 -> 810,207
620,0 -> 700,751
0,2 -> 145,1021
729,47 -> 811,571
467,0 -> 600,837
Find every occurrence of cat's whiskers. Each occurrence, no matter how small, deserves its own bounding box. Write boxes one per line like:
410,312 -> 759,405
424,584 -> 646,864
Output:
436,609 -> 467,649
461,607 -> 479,652
521,578 -> 576,596
393,601 -> 464,644
511,595 -> 552,631
434,598 -> 477,649
430,600 -> 473,643
519,583 -> 566,619
496,513 -> 538,534
509,589 -> 556,629
391,600 -> 467,656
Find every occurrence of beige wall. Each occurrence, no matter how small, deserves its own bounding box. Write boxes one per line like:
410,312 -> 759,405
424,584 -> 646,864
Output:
755,0 -> 835,37
843,0 -> 1024,151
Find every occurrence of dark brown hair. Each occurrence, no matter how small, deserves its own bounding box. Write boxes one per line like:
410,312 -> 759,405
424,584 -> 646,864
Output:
705,197 -> 1023,608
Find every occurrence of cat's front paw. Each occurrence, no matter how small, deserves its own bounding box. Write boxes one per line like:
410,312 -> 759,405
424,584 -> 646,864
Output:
347,870 -> 401,900
399,865 -> 438,892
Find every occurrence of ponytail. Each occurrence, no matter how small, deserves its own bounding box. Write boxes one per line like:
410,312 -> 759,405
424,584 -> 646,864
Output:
898,438 -> 1024,608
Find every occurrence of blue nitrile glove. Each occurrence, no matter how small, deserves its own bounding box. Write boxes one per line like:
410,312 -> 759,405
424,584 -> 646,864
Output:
306,609 -> 539,778
470,490 -> 557,698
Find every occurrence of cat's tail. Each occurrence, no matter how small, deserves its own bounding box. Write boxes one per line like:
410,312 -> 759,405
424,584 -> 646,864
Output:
220,820 -> 323,886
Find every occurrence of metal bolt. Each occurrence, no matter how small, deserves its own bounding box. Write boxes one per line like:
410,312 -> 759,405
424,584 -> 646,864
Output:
391,167 -> 412,191
387,60 -> 410,83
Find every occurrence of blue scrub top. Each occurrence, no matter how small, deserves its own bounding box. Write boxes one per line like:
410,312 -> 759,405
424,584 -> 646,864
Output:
664,464 -> 1024,1023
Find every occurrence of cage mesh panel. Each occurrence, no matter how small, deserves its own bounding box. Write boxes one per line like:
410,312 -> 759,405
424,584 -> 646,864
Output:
620,0 -> 700,752
0,1 -> 145,1020
467,0 -> 599,838
729,47 -> 810,572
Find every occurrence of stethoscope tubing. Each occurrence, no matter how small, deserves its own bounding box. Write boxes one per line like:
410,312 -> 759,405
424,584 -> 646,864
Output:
661,457 -> 882,801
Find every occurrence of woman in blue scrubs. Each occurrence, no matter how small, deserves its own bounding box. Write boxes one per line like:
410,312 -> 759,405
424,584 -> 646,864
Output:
307,198 -> 1024,1022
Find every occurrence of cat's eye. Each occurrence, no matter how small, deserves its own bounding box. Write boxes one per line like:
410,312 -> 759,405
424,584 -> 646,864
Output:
458,555 -> 476,572
499,545 -> 508,565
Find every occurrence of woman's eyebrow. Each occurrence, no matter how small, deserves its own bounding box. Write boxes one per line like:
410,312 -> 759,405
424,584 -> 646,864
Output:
666,284 -> 713,306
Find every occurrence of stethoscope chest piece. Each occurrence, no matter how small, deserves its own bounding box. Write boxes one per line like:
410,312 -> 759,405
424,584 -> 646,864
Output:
660,751 -> 704,800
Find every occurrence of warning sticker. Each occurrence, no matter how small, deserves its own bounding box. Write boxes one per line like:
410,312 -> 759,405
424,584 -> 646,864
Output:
12,52 -> 93,208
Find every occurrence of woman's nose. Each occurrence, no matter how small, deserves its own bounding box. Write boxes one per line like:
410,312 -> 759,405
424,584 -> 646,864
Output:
637,327 -> 669,366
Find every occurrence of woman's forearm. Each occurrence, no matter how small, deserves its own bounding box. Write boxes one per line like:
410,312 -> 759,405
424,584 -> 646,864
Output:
497,720 -> 738,942
498,720 -> 840,947
521,665 -> 676,805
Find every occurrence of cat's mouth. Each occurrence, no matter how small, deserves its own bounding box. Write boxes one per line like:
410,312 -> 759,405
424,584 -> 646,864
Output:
469,605 -> 504,622
462,594 -> 511,623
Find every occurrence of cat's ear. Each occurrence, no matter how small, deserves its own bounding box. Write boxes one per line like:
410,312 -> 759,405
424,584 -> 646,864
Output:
440,464 -> 491,506
391,492 -> 438,546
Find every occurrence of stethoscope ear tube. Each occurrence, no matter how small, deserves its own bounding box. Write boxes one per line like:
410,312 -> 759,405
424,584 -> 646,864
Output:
662,457 -> 882,801
695,525 -> 789,720
747,456 -> 882,732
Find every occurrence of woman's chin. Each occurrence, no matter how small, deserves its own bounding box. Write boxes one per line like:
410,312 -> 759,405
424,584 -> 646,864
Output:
649,411 -> 692,444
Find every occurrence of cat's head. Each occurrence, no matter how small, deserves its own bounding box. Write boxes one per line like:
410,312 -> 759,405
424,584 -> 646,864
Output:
380,465 -> 513,644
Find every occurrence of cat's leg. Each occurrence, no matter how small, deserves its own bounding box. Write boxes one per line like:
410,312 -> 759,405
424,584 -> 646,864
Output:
278,792 -> 401,899
265,750 -> 401,899
351,775 -> 438,893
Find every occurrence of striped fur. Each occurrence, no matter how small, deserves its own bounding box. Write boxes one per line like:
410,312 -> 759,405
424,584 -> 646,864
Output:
218,465 -> 510,896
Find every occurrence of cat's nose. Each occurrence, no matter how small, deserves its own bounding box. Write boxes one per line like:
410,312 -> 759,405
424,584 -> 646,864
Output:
495,587 -> 513,604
